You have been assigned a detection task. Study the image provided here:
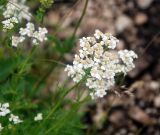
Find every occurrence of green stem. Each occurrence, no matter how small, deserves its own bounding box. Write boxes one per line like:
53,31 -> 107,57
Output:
38,58 -> 66,67
34,0 -> 89,90
72,0 -> 89,38
45,95 -> 90,134
44,78 -> 84,121
37,78 -> 86,134
18,46 -> 36,75
33,56 -> 63,91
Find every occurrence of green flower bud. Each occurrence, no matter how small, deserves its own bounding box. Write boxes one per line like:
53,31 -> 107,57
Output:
40,0 -> 54,8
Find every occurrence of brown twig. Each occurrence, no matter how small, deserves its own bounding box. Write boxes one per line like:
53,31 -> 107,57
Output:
141,31 -> 160,56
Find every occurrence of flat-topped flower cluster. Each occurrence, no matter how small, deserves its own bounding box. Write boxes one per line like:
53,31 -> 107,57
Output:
2,0 -> 48,47
65,30 -> 138,99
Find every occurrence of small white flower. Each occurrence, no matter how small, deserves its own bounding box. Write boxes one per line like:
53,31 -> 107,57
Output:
19,22 -> 35,37
118,49 -> 138,72
0,103 -> 10,116
34,113 -> 43,121
11,36 -> 25,47
32,39 -> 38,45
33,27 -> 48,43
0,123 -> 3,132
2,17 -> 18,31
94,29 -> 103,39
9,114 -> 23,124
109,35 -> 119,49
94,89 -> 106,98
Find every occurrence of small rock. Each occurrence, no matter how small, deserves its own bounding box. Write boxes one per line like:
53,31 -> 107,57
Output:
139,100 -> 145,108
154,95 -> 160,107
109,110 -> 126,126
146,108 -> 157,114
116,40 -> 125,50
46,11 -> 60,25
136,0 -> 153,9
128,133 -> 134,135
128,106 -> 156,125
135,13 -> 148,25
119,128 -> 127,135
115,15 -> 132,33
149,81 -> 160,90
103,8 -> 113,19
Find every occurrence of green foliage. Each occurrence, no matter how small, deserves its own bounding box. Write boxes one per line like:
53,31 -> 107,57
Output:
0,50 -> 87,134
0,0 -> 90,134
46,109 -> 85,135
36,8 -> 45,23
48,35 -> 76,55
0,34 -> 86,135
0,55 -> 23,81
0,0 -> 7,6
36,0 -> 54,23
115,72 -> 125,86
40,0 -> 54,8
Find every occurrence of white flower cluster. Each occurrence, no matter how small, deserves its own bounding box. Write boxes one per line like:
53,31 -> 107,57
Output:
0,102 -> 22,132
12,22 -> 48,47
2,0 -> 48,47
9,114 -> 23,124
2,0 -> 31,31
0,102 -> 44,132
2,17 -> 18,31
65,30 -> 138,99
12,36 -> 25,47
34,113 -> 43,121
3,0 -> 31,20
0,103 -> 10,116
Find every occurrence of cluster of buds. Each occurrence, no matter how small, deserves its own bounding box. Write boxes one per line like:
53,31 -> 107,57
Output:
65,30 -> 138,99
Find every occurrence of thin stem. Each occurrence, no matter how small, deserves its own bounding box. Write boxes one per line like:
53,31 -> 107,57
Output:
37,77 -> 86,133
44,78 -> 84,121
72,0 -> 89,38
38,58 -> 66,67
18,46 -> 36,75
33,0 -> 89,90
135,125 -> 145,135
58,0 -> 81,28
141,31 -> 160,56
45,95 -> 90,134
33,56 -> 63,90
